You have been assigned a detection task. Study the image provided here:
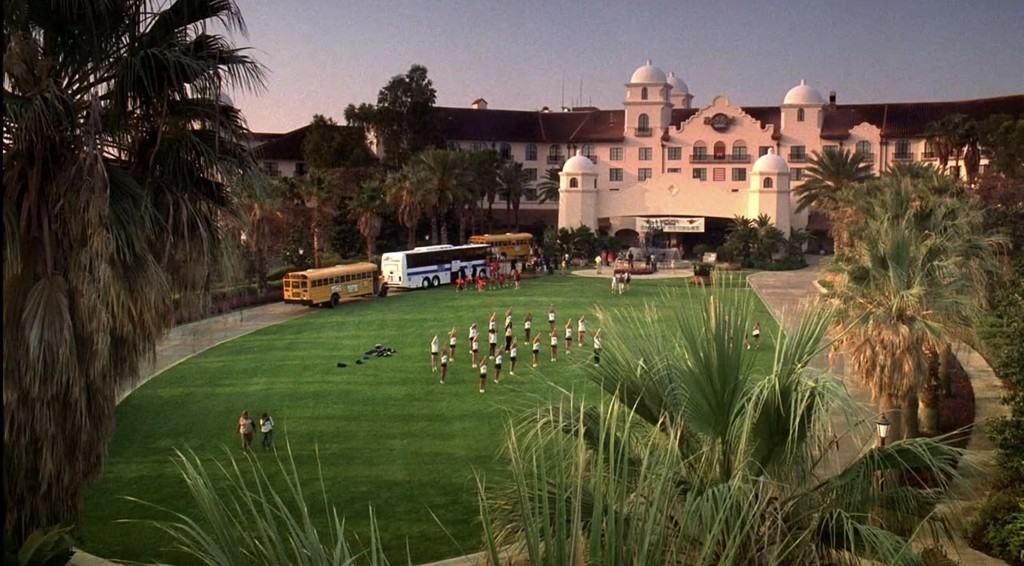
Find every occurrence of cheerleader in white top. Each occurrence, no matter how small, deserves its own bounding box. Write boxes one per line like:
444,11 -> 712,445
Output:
448,327 -> 457,360
488,328 -> 498,357
509,340 -> 518,375
577,315 -> 587,347
478,359 -> 488,393
440,348 -> 450,384
532,335 -> 542,368
549,329 -> 558,362
471,335 -> 480,368
430,335 -> 440,373
488,312 -> 497,332
493,349 -> 503,384
564,320 -> 573,351
504,309 -> 513,331
593,329 -> 603,366
524,313 -> 533,342
504,325 -> 514,352
548,305 -> 557,332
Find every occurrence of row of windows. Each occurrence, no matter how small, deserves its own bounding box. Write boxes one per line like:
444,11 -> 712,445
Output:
293,272 -> 373,289
601,167 -> 805,183
449,141 -> 881,164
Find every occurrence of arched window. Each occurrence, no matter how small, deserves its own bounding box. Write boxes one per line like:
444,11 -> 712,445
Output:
582,144 -> 595,159
797,108 -> 805,122
692,141 -> 707,160
525,143 -> 538,161
731,140 -> 748,160
641,87 -> 648,100
638,113 -> 650,129
713,141 -> 726,160
499,143 -> 512,160
548,144 -> 563,163
569,177 -> 579,188
856,140 -> 871,156
763,177 -> 773,189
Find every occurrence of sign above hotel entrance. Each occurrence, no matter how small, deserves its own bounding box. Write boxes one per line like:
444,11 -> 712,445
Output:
640,217 -> 705,233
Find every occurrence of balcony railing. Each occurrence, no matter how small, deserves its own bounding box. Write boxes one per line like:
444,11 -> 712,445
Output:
547,155 -> 564,165
893,152 -> 915,161
788,153 -> 808,163
634,127 -> 653,137
690,154 -> 751,164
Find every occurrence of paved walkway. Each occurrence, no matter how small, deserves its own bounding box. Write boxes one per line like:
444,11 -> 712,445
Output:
749,259 -> 1007,566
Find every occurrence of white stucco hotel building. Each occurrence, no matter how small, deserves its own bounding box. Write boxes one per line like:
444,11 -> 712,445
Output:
253,60 -> 1022,248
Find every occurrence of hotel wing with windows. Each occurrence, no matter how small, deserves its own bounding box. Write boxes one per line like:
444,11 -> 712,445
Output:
254,60 -> 1022,247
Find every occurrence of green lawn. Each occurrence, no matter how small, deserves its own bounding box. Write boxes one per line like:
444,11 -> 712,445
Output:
80,274 -> 778,563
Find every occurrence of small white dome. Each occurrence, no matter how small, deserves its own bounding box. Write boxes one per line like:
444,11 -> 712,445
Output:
562,151 -> 597,175
667,72 -> 689,95
783,79 -> 825,106
752,148 -> 790,175
630,59 -> 667,84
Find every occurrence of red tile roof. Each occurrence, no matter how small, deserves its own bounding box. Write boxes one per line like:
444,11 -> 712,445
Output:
437,94 -> 1023,144
253,123 -> 361,161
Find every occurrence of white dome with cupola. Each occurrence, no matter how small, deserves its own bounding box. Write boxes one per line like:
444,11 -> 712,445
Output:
783,79 -> 825,106
561,150 -> 597,175
629,59 -> 667,84
752,148 -> 790,175
666,72 -> 689,95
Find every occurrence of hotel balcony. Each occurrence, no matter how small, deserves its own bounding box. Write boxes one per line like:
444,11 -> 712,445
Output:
787,153 -> 808,163
893,153 -> 915,161
547,155 -> 564,165
634,127 -> 653,137
690,154 -> 751,164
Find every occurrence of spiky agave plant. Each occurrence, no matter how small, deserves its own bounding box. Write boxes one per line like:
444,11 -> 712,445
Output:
479,281 -> 964,565
124,443 -> 389,566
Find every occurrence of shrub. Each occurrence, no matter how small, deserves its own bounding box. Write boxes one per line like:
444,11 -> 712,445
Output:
693,262 -> 712,277
968,490 -> 1024,565
692,243 -> 710,259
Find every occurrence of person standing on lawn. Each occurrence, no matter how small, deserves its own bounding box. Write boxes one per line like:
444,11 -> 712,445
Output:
749,322 -> 762,349
509,339 -> 518,375
489,312 -> 497,333
440,348 -> 450,384
513,269 -> 521,289
468,322 -> 479,348
577,315 -> 587,347
593,328 -> 603,366
549,328 -> 559,362
564,319 -> 574,351
504,323 -> 514,352
595,254 -> 603,274
504,309 -> 513,332
548,305 -> 556,332
524,312 -> 533,342
237,411 -> 255,451
493,349 -> 504,384
532,335 -> 542,367
478,359 -> 488,393
430,335 -> 440,373
448,327 -> 457,361
488,327 -> 498,357
259,412 -> 274,450
471,333 -> 480,368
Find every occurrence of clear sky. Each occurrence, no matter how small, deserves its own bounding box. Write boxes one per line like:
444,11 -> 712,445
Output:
232,0 -> 1024,133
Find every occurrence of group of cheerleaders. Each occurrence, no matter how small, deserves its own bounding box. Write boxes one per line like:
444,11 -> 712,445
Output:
429,306 -> 603,393
453,269 -> 522,292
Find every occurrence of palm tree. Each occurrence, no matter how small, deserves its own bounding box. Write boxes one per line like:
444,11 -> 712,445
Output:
385,165 -> 431,249
828,174 -> 1001,437
349,179 -> 388,259
233,173 -> 285,292
480,287 -> 964,564
3,0 -> 264,542
295,170 -> 337,268
535,167 -> 562,204
417,149 -> 467,245
467,150 -> 502,232
925,114 -> 967,175
793,147 -> 873,250
499,161 -> 531,230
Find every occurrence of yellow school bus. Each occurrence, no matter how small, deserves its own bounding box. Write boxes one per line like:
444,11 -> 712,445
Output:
282,262 -> 379,307
468,233 -> 534,259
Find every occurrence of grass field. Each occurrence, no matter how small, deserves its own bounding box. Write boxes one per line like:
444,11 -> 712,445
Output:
79,273 -> 778,563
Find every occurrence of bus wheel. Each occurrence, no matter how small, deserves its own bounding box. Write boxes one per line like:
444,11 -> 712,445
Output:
329,294 -> 340,308
422,278 -> 431,289
431,275 -> 441,287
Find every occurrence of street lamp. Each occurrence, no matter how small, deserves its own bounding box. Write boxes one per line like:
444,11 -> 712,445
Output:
876,414 -> 891,447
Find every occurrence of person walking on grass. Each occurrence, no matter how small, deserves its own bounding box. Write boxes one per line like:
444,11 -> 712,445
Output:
524,312 -> 533,342
549,328 -> 559,362
440,348 -> 450,384
259,413 -> 274,450
548,305 -> 556,332
577,315 -> 587,347
593,329 -> 603,366
509,339 -> 518,375
595,254 -> 603,274
494,349 -> 504,384
488,327 -> 498,357
564,319 -> 574,351
430,335 -> 440,373
471,334 -> 480,368
478,359 -> 488,393
448,327 -> 457,361
237,411 -> 255,451
532,335 -> 542,367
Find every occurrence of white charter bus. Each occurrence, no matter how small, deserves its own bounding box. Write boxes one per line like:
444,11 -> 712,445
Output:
380,244 -> 490,289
